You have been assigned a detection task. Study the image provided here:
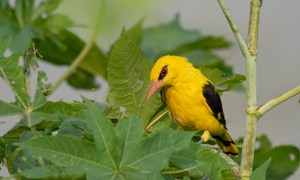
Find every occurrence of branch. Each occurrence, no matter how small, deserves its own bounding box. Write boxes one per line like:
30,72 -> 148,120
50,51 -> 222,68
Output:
239,0 -> 262,179
257,86 -> 300,117
216,0 -> 250,58
50,1 -> 105,94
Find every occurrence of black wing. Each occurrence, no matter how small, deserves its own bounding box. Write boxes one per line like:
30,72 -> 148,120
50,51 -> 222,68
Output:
202,82 -> 227,128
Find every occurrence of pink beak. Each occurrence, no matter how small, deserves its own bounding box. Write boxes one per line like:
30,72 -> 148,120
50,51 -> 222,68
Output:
147,81 -> 163,101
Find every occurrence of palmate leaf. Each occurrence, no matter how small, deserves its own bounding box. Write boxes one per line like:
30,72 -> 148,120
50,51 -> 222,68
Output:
83,99 -> 119,169
21,101 -> 195,179
20,135 -> 113,176
4,101 -> 84,141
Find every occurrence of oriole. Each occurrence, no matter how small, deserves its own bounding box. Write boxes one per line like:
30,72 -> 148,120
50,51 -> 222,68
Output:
147,55 -> 238,155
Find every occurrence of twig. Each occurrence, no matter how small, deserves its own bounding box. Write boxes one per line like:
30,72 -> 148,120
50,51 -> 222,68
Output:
257,86 -> 300,117
146,109 -> 168,132
216,0 -> 250,58
50,1 -> 105,93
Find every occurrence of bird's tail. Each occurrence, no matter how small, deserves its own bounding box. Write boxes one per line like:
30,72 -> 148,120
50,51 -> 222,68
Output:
212,130 -> 239,155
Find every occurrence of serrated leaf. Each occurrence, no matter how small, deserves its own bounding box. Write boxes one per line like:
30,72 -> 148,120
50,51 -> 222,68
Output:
107,28 -> 148,115
121,127 -> 195,179
4,101 -> 84,140
251,158 -> 272,180
142,15 -> 201,59
127,20 -> 143,45
0,54 -> 30,109
115,116 -> 144,166
199,67 -> 245,93
0,101 -> 23,116
20,135 -> 113,175
83,99 -> 118,168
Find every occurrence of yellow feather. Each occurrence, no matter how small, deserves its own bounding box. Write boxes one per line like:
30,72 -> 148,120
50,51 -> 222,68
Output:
149,55 -> 238,155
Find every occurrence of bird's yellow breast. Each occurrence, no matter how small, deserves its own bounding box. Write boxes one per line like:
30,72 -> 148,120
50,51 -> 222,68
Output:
164,71 -> 224,135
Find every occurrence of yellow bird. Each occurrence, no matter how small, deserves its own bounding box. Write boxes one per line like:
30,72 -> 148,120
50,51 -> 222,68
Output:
147,55 -> 238,155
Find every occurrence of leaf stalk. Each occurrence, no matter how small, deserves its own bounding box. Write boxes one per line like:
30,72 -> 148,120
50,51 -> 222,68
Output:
50,0 -> 105,94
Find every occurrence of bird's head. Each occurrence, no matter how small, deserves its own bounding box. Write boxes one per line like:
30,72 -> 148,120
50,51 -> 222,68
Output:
147,55 -> 190,100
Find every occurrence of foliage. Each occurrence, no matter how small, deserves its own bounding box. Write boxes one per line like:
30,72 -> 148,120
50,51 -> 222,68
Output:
0,1 -> 298,180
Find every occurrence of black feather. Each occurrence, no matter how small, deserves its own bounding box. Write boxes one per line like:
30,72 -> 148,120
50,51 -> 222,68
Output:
202,82 -> 226,128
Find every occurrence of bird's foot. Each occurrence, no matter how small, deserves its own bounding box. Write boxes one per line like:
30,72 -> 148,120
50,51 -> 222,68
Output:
201,130 -> 211,142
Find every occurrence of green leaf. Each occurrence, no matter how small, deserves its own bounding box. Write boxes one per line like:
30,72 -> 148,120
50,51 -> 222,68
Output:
0,101 -> 23,116
107,28 -> 148,116
127,20 -> 143,45
256,134 -> 272,150
121,126 -> 195,179
9,26 -> 33,53
199,67 -> 245,93
19,165 -> 84,180
14,0 -> 34,27
251,158 -> 272,180
142,15 -> 201,59
0,37 -> 10,55
170,143 -> 231,177
0,137 -> 5,163
115,116 -> 144,166
31,0 -> 62,21
27,101 -> 83,127
254,146 -> 299,180
181,50 -> 233,75
4,101 -> 83,140
6,147 -> 51,174
47,14 -> 74,31
20,135 -> 113,175
58,118 -> 87,138
0,54 -> 30,109
35,30 -> 107,77
67,69 -> 99,89
170,36 -> 231,55
83,99 -> 118,168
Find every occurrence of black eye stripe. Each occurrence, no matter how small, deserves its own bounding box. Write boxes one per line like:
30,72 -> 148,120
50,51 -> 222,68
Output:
158,65 -> 168,80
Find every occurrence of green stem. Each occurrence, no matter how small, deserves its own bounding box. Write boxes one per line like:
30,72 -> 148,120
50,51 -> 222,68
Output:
217,0 -> 262,179
257,86 -> 300,117
216,0 -> 250,58
50,0 -> 105,93
240,1 -> 262,179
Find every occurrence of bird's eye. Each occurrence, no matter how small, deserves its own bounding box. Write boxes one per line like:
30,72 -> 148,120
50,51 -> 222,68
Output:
158,65 -> 168,80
